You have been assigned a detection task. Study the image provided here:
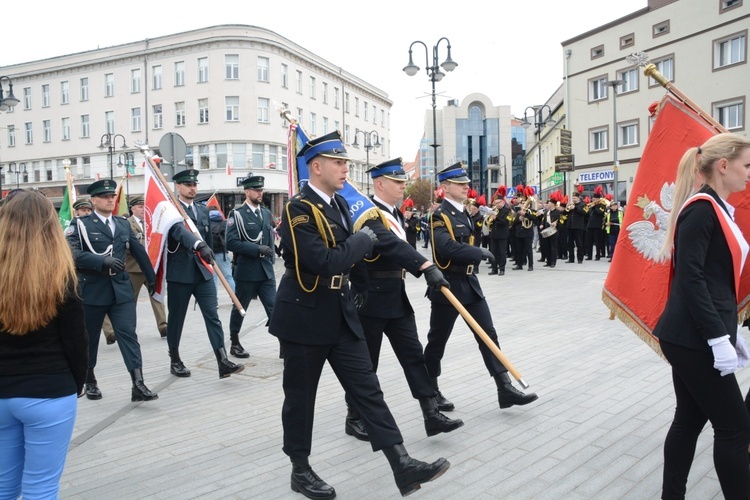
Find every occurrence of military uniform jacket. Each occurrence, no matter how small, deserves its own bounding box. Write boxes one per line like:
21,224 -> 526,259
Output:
570,201 -> 587,230
166,202 -> 212,284
67,214 -> 155,306
513,208 -> 536,238
488,205 -> 511,240
540,209 -> 560,230
428,199 -> 486,305
268,184 -> 373,345
354,199 -> 428,319
125,216 -> 146,274
225,202 -> 275,282
587,201 -> 606,229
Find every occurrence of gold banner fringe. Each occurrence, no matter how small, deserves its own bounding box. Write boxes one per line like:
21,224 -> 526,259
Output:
601,289 -> 666,362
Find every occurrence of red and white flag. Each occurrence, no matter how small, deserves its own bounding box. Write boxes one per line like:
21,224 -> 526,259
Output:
206,192 -> 225,219
226,163 -> 232,176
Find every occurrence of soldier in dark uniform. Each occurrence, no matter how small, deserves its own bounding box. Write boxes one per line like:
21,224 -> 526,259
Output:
344,158 -> 463,442
403,207 -> 419,249
511,194 -> 537,271
65,179 -> 158,402
269,133 -> 450,499
72,198 -> 92,217
424,163 -> 538,412
226,174 -> 276,358
586,191 -> 607,260
467,200 -> 483,247
567,192 -> 587,264
539,198 -> 560,268
165,169 -> 244,379
487,195 -> 511,275
557,198 -> 569,261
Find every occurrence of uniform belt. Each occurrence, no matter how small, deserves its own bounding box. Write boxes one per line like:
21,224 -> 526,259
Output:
283,269 -> 349,289
78,268 -> 121,276
443,264 -> 475,275
368,269 -> 406,280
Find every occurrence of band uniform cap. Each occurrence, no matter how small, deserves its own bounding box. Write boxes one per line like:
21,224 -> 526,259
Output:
297,131 -> 348,163
437,162 -> 470,184
172,169 -> 200,184
242,175 -> 265,190
87,179 -> 117,197
73,198 -> 92,210
367,158 -> 407,181
129,195 -> 145,207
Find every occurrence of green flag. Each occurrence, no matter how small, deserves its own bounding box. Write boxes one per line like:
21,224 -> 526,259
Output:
59,187 -> 72,229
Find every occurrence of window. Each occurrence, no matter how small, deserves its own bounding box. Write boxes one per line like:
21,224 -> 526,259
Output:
334,87 -> 340,109
105,111 -> 114,134
344,124 -> 350,144
280,146 -> 287,171
355,97 -> 360,117
653,20 -> 670,37
323,117 -> 329,134
617,67 -> 639,93
714,31 -> 747,69
199,144 -> 210,169
721,0 -> 742,12
281,102 -> 289,128
297,107 -> 303,124
24,122 -> 33,145
381,109 -> 385,127
198,98 -> 209,124
131,107 -> 141,132
648,56 -> 674,87
60,81 -> 69,104
310,112 -> 316,135
364,102 -> 368,121
296,70 -> 303,94
335,120 -> 340,133
589,126 -> 608,152
344,92 -> 350,113
153,105 -> 163,130
591,45 -> 604,59
258,57 -> 269,82
198,57 -> 209,83
620,33 -> 635,49
23,88 -> 31,110
281,64 -> 288,88
7,126 -> 15,147
618,121 -> 639,147
257,97 -> 270,123
80,77 -> 89,101
174,62 -> 185,87
588,77 -> 607,102
45,161 -> 52,182
372,105 -> 377,124
105,73 -> 114,97
131,69 -> 141,93
42,84 -> 50,107
226,96 -> 239,121
714,98 -> 745,130
43,120 -> 51,143
152,65 -> 162,90
309,76 -> 316,99
225,55 -> 239,80
233,143 -> 247,169
252,144 -> 264,169
61,117 -> 70,140
269,145 -> 278,168
216,143 -> 227,170
322,82 -> 328,104
175,102 -> 186,126
81,115 -> 90,138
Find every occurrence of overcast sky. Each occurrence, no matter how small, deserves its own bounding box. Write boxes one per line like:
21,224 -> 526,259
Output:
3,0 -> 646,160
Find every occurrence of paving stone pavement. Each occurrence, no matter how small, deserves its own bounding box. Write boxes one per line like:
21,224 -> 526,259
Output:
59,246 -> 745,499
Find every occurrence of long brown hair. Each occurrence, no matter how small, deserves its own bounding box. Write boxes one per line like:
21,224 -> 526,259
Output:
0,191 -> 77,334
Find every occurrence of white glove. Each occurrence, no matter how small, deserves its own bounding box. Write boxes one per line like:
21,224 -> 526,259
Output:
708,335 -> 738,376
735,329 -> 750,370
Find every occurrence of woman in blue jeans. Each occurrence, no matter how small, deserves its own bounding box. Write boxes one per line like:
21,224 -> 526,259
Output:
0,191 -> 88,499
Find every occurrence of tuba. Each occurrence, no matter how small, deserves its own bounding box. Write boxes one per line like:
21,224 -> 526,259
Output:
519,196 -> 536,229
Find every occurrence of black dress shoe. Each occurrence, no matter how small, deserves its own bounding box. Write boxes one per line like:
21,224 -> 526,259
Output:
537,258 -> 545,262
511,266 -> 523,271
488,270 -> 498,275
495,373 -> 539,409
85,382 -> 102,400
159,327 -> 167,339
344,417 -> 370,441
383,444 -> 450,497
291,460 -> 336,499
586,256 -> 593,261
215,348 -> 244,378
434,389 -> 454,412
543,263 -> 551,267
230,343 -> 250,358
527,267 -> 533,271
549,264 -> 555,268
130,368 -> 158,402
170,361 -> 191,377
595,256 -> 601,261
106,334 -> 116,345
498,270 -> 505,276
420,398 -> 464,437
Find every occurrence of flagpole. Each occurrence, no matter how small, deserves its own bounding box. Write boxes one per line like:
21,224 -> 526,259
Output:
136,141 -> 247,317
63,160 -> 75,209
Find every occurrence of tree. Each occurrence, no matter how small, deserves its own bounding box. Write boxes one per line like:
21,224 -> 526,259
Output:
404,179 -> 433,212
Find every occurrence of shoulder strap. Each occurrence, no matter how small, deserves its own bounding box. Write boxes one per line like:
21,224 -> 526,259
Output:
77,218 -> 113,256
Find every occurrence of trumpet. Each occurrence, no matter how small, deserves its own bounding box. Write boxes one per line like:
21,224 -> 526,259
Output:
586,197 -> 609,209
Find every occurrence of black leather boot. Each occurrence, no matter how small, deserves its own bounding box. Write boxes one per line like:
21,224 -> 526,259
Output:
419,397 -> 464,437
495,372 -> 538,409
85,368 -> 102,400
169,350 -> 191,377
344,404 -> 369,441
430,378 -> 454,412
129,368 -> 158,402
290,457 -> 336,499
382,444 -> 450,497
229,332 -> 250,358
215,347 -> 244,378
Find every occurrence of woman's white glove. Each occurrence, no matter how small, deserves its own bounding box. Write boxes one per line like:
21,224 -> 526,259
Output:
735,329 -> 750,370
708,335 -> 738,376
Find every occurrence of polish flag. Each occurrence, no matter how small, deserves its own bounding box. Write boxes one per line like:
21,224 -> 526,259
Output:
206,192 -> 225,219
226,163 -> 232,176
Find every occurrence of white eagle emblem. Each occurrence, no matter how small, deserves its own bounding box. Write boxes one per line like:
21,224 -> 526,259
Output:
626,182 -> 674,263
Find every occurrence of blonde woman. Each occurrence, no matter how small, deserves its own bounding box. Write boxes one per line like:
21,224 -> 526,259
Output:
0,191 -> 88,499
654,133 -> 750,499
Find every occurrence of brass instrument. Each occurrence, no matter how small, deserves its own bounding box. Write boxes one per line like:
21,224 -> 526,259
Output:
518,196 -> 537,229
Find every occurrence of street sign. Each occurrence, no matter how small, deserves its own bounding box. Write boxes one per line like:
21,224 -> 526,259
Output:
555,154 -> 575,172
552,172 -> 564,183
560,137 -> 572,148
158,132 -> 187,166
560,129 -> 572,139
560,146 -> 572,155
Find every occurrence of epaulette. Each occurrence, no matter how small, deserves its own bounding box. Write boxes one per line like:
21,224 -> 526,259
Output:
115,215 -> 127,220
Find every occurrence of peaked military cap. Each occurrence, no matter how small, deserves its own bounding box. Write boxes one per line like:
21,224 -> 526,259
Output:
87,179 -> 117,196
242,175 -> 265,190
297,131 -> 348,164
129,195 -> 144,207
367,158 -> 407,181
73,198 -> 92,210
437,162 -> 470,184
172,169 -> 200,184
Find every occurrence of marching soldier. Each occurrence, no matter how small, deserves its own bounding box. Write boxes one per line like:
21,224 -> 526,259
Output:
269,133 -> 450,499
164,169 -> 244,379
487,194 -> 511,275
557,197 -> 569,261
424,163 -> 538,412
567,191 -> 587,264
344,158 -> 463,442
65,179 -> 158,402
512,193 -> 536,271
539,198 -> 560,268
585,188 -> 607,260
225,174 -> 276,358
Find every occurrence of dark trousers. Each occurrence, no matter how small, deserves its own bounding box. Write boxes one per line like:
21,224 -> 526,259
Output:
557,229 -> 568,259
229,278 -> 276,335
489,238 -> 508,272
660,340 -> 750,499
586,228 -> 606,258
167,278 -> 225,352
542,233 -> 558,266
424,298 -> 506,379
515,237 -> 533,268
608,231 -> 620,258
280,332 -> 403,459
569,229 -> 585,262
84,301 -> 142,371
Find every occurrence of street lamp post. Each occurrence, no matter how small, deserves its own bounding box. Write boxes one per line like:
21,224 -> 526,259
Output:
352,129 -> 382,196
117,152 -> 135,199
607,80 -> 624,202
403,38 -> 458,177
8,161 -> 26,189
498,153 -> 507,189
99,133 -> 128,180
522,105 -> 555,199
0,76 -> 20,112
